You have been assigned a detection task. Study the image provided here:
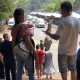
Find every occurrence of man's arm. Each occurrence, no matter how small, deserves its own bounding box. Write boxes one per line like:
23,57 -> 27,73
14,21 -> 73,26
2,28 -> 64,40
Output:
47,32 -> 60,40
43,30 -> 60,40
47,19 -> 64,40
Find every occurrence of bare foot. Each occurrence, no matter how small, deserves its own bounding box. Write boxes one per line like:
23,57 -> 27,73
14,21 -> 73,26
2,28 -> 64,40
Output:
46,76 -> 48,79
37,75 -> 40,79
50,76 -> 52,79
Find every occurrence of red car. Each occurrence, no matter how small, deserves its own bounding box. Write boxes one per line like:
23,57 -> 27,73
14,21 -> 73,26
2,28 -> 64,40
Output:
24,20 -> 34,36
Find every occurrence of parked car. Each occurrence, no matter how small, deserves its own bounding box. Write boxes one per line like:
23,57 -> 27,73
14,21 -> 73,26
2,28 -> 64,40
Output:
35,18 -> 45,28
7,18 -> 15,29
27,15 -> 38,23
24,20 -> 33,28
24,20 -> 34,36
7,18 -> 15,26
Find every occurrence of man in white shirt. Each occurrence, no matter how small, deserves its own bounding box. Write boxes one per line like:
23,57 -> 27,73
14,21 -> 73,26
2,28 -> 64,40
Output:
43,1 -> 80,80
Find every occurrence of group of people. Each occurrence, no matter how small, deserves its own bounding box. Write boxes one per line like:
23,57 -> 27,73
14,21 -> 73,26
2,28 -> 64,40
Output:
0,1 -> 80,80
35,37 -> 55,79
0,7 -> 54,80
0,8 -> 36,80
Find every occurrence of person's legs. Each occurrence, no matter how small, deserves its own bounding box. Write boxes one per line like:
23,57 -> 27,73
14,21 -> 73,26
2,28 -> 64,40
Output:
46,74 -> 48,79
36,68 -> 40,78
71,70 -> 77,80
58,54 -> 68,80
0,62 -> 5,79
76,60 -> 80,80
77,71 -> 80,80
37,64 -> 41,78
68,55 -> 77,80
16,57 -> 24,80
11,60 -> 16,80
40,65 -> 42,76
25,54 -> 35,80
50,74 -> 52,79
5,62 -> 11,80
61,72 -> 67,80
35,63 -> 39,78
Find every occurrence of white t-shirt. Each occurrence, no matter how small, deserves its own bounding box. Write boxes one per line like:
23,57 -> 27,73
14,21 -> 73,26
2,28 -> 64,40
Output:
56,16 -> 80,55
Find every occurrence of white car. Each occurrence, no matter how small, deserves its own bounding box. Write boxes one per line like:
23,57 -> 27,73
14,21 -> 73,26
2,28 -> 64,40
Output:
7,18 -> 15,29
35,18 -> 45,28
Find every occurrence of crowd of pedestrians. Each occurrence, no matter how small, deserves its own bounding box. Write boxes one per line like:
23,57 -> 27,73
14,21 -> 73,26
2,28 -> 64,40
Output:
0,1 -> 80,80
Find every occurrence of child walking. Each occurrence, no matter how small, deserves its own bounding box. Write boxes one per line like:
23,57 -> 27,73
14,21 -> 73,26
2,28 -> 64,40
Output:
43,50 -> 55,79
35,44 -> 45,78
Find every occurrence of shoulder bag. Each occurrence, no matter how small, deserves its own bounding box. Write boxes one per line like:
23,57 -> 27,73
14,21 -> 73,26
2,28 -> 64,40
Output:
13,24 -> 30,59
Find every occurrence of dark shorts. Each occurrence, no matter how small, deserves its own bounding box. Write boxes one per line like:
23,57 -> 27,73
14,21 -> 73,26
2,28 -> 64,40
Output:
58,54 -> 77,73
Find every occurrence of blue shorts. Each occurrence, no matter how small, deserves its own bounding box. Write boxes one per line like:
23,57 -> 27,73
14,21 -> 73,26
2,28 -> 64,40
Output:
58,54 -> 77,73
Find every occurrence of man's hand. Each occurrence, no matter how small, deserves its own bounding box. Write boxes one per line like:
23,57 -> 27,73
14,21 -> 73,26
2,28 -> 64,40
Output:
42,30 -> 49,35
0,53 -> 3,63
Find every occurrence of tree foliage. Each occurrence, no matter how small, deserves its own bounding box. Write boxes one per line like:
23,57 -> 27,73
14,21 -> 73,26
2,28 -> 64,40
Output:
41,0 -> 76,12
13,0 -> 77,12
25,0 -> 41,11
41,2 -> 58,12
15,0 -> 27,8
0,0 -> 14,20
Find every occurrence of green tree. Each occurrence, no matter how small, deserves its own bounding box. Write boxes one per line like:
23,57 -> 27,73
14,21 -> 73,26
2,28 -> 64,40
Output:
0,0 -> 14,21
13,0 -> 76,12
14,0 -> 27,8
26,0 -> 41,11
41,0 -> 76,12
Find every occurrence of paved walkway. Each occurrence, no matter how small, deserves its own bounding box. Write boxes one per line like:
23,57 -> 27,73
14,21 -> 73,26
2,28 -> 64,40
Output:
22,72 -> 62,80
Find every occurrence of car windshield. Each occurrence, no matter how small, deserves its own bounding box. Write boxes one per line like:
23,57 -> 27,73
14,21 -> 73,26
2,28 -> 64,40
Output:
38,19 -> 44,22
